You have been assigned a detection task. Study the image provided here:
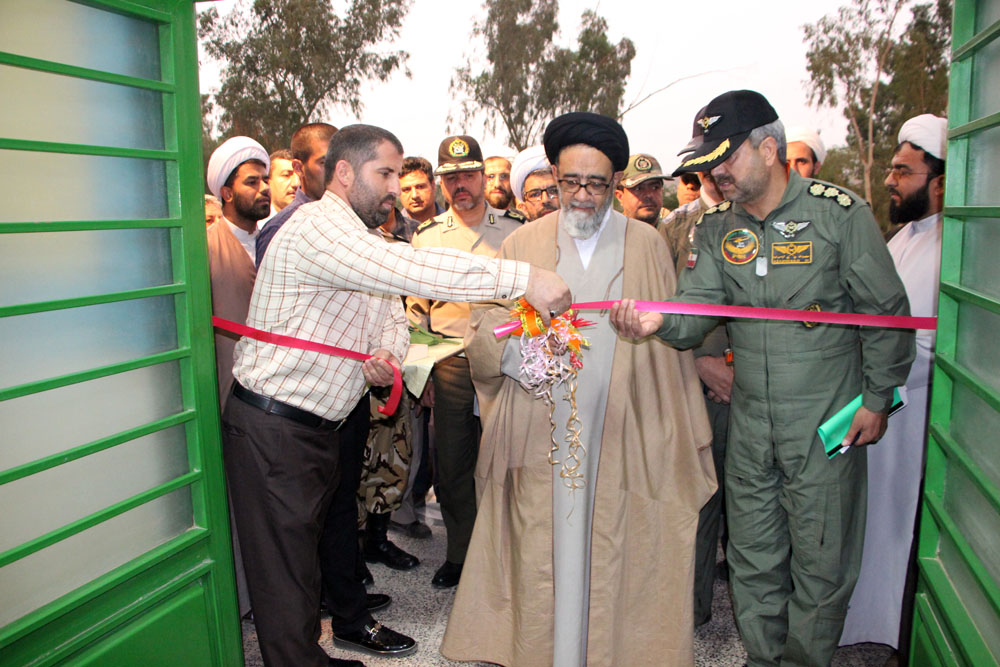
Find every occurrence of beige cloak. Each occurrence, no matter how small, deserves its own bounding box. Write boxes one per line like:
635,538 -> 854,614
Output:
441,212 -> 717,666
206,220 -> 256,410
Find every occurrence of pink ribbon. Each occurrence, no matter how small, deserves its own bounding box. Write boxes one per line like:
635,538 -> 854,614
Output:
495,300 -> 936,337
212,316 -> 403,416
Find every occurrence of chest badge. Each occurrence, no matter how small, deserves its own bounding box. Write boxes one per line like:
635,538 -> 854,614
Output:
772,220 -> 811,239
721,228 -> 759,265
803,303 -> 822,328
686,247 -> 699,269
771,241 -> 813,265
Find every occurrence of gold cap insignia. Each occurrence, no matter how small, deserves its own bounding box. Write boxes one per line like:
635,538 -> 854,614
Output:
448,138 -> 469,158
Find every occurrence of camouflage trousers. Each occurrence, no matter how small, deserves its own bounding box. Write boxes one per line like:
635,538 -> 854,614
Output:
357,389 -> 413,528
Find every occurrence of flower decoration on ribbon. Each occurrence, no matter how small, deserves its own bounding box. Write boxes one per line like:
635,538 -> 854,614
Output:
494,299 -> 595,489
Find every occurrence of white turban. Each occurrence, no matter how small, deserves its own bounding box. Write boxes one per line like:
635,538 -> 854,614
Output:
206,136 -> 270,199
898,114 -> 948,161
510,144 -> 551,201
785,126 -> 827,165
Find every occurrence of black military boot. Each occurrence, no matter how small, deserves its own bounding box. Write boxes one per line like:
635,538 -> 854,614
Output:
363,511 -> 419,570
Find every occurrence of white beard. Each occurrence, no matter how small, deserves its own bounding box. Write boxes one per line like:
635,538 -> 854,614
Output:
560,197 -> 611,239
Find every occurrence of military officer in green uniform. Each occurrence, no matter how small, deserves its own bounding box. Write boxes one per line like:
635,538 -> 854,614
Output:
611,90 -> 914,667
406,135 -> 524,589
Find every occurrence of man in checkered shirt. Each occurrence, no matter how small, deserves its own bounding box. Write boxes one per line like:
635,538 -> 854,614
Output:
221,124 -> 570,667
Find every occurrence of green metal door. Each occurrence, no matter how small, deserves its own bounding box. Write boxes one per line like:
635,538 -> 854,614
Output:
0,0 -> 242,664
911,0 -> 1000,664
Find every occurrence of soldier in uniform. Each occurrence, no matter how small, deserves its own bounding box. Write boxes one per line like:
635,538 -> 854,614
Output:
612,90 -> 915,667
407,135 -> 525,589
660,110 -> 733,626
614,153 -> 671,227
359,206 -> 423,575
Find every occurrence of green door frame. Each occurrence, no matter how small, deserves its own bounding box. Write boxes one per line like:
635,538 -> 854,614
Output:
0,1 -> 242,664
910,1 -> 1000,664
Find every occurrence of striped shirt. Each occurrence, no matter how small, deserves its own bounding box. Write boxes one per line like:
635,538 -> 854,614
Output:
233,190 -> 531,420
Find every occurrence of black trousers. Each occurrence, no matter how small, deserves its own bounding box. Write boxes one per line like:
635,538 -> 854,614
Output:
222,390 -> 368,667
319,393 -> 371,634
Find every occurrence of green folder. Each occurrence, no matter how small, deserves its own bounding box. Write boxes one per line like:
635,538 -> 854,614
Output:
818,388 -> 904,458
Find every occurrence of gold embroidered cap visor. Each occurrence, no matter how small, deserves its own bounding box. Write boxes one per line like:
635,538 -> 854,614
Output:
671,89 -> 778,177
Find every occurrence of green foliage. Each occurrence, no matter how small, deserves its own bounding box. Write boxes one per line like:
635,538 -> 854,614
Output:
805,0 -> 951,229
199,0 -> 411,151
450,1 -> 636,151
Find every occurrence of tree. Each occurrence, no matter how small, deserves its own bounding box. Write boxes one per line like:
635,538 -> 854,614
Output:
199,0 -> 410,151
805,0 -> 951,227
804,0 -> 908,206
450,1 -> 636,151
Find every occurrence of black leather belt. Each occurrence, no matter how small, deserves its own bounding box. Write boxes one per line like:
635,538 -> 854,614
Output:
232,383 -> 343,429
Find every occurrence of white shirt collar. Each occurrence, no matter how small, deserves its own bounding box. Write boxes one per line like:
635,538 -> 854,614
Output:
572,206 -> 612,270
909,211 -> 941,233
225,217 -> 258,262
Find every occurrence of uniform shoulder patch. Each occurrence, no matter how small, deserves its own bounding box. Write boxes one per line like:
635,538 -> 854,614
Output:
503,209 -> 526,223
808,181 -> 853,208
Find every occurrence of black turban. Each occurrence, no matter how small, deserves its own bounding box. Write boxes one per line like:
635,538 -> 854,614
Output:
543,112 -> 630,172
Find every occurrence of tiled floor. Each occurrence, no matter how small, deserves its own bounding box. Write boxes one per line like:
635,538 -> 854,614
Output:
241,504 -> 893,666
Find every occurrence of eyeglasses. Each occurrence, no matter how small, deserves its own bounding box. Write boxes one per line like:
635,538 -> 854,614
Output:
885,166 -> 931,179
557,178 -> 611,195
524,185 -> 560,202
486,173 -> 510,182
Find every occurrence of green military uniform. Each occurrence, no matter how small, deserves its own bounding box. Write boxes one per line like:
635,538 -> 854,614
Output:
407,204 -> 524,564
659,196 -> 733,625
657,172 -> 914,666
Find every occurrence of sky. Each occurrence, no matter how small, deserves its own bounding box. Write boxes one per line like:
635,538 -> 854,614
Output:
198,0 -> 860,172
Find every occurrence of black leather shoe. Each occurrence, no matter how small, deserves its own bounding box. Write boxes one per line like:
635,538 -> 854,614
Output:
329,658 -> 365,667
364,539 -> 419,570
333,621 -> 417,656
366,593 -> 391,612
364,512 -> 420,570
389,519 -> 432,539
431,560 -> 463,588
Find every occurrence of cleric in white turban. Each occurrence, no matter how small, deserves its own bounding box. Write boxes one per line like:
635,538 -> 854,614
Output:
510,144 -> 550,202
785,125 -> 827,178
897,113 -> 947,160
840,110 -> 947,652
206,136 -> 270,200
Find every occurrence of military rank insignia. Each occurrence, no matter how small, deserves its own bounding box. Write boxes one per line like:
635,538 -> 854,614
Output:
721,228 -> 758,264
771,220 -> 811,239
808,182 -> 852,208
771,241 -> 813,265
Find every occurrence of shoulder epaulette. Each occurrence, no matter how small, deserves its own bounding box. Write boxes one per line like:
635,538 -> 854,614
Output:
415,217 -> 440,233
808,181 -> 853,208
702,200 -> 731,219
503,209 -> 526,223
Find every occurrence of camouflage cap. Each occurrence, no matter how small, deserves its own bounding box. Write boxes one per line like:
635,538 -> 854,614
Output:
620,153 -> 669,189
435,135 -> 484,175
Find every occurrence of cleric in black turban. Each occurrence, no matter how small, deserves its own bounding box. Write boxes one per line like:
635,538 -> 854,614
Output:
542,112 -> 630,172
